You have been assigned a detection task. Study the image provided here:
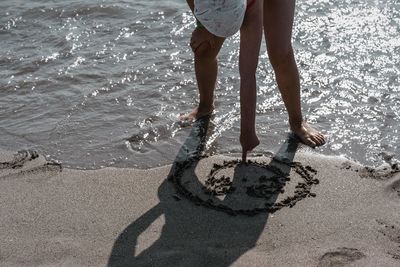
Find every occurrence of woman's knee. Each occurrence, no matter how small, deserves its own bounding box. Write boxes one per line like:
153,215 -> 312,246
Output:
267,45 -> 295,69
194,42 -> 219,61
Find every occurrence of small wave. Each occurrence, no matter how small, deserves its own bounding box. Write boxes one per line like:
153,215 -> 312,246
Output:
18,7 -> 60,20
64,5 -> 127,18
0,56 -> 15,66
12,63 -> 40,76
125,117 -> 181,152
21,4 -> 122,17
0,29 -> 12,35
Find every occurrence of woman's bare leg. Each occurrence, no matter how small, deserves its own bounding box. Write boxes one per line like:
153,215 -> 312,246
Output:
263,0 -> 325,147
180,0 -> 225,121
180,30 -> 225,121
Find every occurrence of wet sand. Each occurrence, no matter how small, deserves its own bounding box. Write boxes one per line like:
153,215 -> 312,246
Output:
1,146 -> 400,267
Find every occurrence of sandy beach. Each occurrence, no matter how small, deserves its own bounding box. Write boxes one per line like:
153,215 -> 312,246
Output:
1,119 -> 400,266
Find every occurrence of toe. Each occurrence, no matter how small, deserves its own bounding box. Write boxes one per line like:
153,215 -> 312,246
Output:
304,137 -> 316,148
312,135 -> 324,146
315,133 -> 326,146
179,113 -> 195,122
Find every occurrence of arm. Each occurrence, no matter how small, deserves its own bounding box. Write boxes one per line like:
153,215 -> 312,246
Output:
239,1 -> 263,161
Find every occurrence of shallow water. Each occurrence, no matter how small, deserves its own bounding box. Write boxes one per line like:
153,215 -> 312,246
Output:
0,0 -> 399,169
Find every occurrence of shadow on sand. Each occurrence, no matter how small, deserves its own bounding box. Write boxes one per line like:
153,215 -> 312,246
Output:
108,116 -> 299,266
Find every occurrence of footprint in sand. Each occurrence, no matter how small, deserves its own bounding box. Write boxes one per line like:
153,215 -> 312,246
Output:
387,177 -> 400,198
377,219 -> 400,244
376,219 -> 400,260
0,150 -> 62,180
317,247 -> 365,267
0,150 -> 39,169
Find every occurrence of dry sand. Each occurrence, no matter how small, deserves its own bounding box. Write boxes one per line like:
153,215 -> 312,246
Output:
1,117 -> 400,267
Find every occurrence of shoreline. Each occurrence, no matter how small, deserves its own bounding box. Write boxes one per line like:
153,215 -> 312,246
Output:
1,148 -> 400,266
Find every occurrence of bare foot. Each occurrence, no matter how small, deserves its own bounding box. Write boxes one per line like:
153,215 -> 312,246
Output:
240,132 -> 260,162
179,105 -> 214,123
290,121 -> 325,148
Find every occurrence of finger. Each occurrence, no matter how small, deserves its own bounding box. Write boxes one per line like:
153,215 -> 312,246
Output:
242,150 -> 247,163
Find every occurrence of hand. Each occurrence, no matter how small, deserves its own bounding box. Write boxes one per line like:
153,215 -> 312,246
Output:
240,132 -> 260,163
190,27 -> 216,53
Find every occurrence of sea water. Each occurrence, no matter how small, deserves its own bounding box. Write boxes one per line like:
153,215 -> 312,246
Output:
0,0 -> 399,169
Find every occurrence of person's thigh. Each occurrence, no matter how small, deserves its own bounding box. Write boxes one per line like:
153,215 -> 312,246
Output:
263,0 -> 296,54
